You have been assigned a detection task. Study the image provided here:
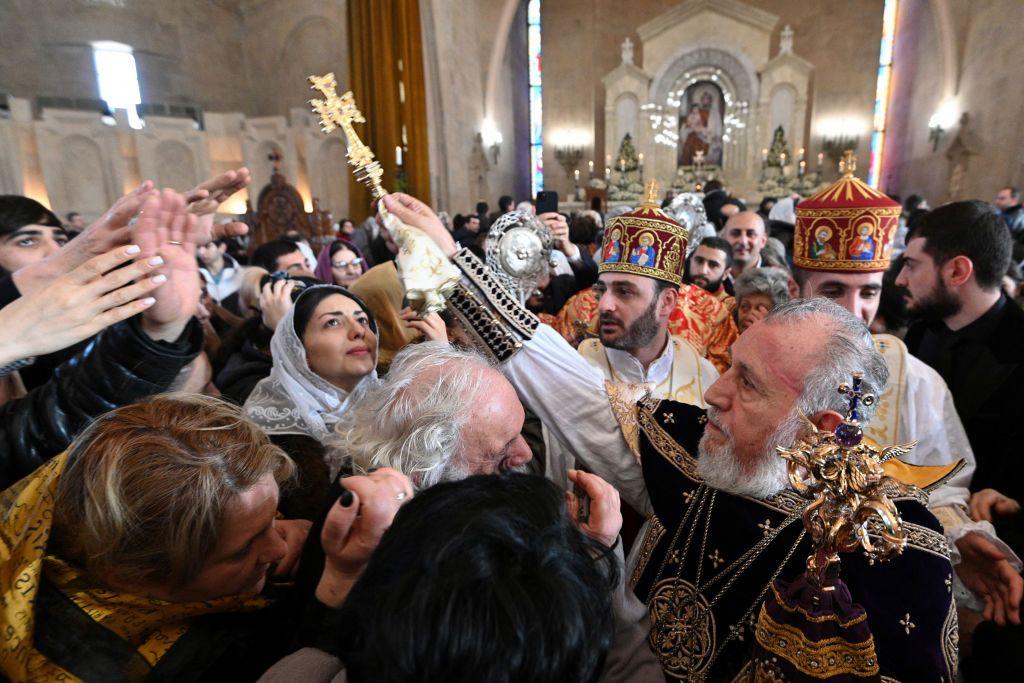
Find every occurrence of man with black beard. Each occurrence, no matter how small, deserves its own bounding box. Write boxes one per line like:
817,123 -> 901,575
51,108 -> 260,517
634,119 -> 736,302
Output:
684,236 -> 734,311
899,200 -> 1024,504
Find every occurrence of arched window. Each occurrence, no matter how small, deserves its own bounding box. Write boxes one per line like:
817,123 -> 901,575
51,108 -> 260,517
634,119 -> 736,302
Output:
92,41 -> 143,129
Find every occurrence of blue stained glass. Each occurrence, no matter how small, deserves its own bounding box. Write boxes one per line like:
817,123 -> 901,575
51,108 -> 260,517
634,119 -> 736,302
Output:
528,0 -> 540,25
878,36 -> 893,65
528,0 -> 543,195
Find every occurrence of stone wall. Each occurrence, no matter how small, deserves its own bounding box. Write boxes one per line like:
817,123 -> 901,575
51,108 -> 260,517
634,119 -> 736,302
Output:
884,0 -> 1024,204
0,0 -> 529,220
540,0 -> 884,201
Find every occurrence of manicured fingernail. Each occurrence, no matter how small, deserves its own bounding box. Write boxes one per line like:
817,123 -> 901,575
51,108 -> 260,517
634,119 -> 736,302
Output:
151,274 -> 167,285
140,297 -> 156,306
125,244 -> 140,255
339,488 -> 354,507
148,256 -> 164,266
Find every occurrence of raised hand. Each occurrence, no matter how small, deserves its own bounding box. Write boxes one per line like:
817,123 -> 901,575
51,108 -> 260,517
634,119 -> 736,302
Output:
566,469 -> 622,548
383,193 -> 457,256
540,211 -> 579,259
11,182 -> 158,296
260,278 -> 296,332
134,189 -> 201,342
0,244 -> 167,366
399,307 -> 448,342
316,467 -> 414,607
185,167 -> 251,244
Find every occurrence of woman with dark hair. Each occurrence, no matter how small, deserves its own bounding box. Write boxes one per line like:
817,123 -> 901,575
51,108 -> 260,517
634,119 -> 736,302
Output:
314,240 -> 368,288
0,195 -> 68,274
244,285 -> 379,518
262,472 -> 662,683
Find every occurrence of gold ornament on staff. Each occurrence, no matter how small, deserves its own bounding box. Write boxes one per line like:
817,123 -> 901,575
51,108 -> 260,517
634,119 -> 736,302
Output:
776,372 -> 916,587
308,73 -> 460,314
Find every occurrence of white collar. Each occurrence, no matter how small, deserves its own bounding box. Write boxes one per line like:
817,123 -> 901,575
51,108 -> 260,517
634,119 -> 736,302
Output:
603,336 -> 674,386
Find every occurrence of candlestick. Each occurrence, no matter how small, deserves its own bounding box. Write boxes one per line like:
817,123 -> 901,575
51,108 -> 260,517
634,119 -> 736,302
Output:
574,168 -> 580,182
817,152 -> 824,169
396,145 -> 403,166
799,160 -> 806,177
588,160 -> 594,175
638,152 -> 644,167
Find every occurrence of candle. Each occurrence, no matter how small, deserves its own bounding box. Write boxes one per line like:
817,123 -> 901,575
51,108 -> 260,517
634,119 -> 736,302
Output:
799,160 -> 806,176
588,160 -> 594,174
619,158 -> 625,172
638,152 -> 645,167
762,147 -> 768,161
817,152 -> 824,168
798,147 -> 805,160
396,145 -> 403,166
606,154 -> 612,165
780,152 -> 787,166
605,166 -> 611,178
574,169 -> 580,182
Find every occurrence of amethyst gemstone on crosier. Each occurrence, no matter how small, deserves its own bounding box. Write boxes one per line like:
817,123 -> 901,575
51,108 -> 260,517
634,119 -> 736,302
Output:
834,421 -> 863,447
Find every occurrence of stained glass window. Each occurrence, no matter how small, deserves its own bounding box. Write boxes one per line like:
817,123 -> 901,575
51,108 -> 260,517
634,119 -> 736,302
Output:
528,0 -> 543,196
868,0 -> 898,188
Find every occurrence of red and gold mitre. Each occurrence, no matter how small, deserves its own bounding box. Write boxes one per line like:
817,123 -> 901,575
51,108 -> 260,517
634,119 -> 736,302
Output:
794,152 -> 901,273
599,180 -> 689,285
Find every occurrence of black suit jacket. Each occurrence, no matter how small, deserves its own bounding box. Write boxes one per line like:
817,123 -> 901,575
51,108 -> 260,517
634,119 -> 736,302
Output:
906,299 -> 1024,500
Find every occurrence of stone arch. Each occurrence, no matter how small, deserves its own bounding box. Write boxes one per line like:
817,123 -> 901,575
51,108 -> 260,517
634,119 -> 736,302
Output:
154,140 -> 196,191
614,93 -> 639,150
648,44 -> 759,107
768,83 -> 797,141
60,135 -> 106,213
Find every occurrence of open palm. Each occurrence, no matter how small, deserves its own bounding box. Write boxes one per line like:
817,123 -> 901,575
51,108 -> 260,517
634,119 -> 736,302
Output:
134,190 -> 201,340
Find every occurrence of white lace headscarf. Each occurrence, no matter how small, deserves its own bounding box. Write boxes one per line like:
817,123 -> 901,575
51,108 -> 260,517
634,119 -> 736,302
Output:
244,285 -> 379,443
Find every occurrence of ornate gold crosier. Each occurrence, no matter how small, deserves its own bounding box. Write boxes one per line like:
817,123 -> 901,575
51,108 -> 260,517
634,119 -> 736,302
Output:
308,73 -> 460,313
777,373 -> 917,587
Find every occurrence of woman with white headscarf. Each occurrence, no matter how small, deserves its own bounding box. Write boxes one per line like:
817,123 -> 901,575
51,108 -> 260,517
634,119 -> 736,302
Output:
245,284 -> 379,519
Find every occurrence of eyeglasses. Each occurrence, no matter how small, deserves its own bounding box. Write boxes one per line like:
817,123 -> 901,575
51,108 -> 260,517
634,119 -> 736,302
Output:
332,257 -> 363,269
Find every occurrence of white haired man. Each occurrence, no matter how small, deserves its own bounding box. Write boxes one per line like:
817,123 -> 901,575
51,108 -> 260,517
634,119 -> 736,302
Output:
385,190 -> 959,679
792,155 -> 1021,627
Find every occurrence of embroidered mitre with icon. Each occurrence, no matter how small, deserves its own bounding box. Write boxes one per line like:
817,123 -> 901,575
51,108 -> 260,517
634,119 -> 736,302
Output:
599,180 -> 689,285
793,152 -> 901,273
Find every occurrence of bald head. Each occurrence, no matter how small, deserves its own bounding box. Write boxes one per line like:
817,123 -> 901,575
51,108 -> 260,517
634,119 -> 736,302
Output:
722,211 -> 767,273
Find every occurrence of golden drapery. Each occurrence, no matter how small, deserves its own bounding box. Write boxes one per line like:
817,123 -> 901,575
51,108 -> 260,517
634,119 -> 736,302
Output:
347,0 -> 431,222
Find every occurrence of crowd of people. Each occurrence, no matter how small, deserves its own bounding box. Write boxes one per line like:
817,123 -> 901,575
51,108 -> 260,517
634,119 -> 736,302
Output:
1,159 -> 1024,681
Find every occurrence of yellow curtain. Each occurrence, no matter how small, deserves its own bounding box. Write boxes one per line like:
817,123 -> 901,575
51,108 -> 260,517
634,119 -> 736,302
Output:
347,0 -> 431,222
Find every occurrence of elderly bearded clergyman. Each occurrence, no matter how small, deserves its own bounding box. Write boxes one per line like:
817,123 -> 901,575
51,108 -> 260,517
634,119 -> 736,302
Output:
383,189 -> 960,681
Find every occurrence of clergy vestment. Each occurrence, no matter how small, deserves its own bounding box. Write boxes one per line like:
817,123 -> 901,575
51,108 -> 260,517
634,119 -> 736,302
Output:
441,243 -> 959,679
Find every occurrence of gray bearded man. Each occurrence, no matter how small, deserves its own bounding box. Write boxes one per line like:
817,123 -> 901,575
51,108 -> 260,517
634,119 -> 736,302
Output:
382,187 -> 966,680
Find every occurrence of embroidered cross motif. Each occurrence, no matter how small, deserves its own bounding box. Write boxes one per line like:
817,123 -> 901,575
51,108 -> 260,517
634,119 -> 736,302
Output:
667,549 -> 684,565
944,575 -> 952,593
729,622 -> 745,642
697,414 -> 708,425
682,489 -> 696,505
662,412 -> 675,424
899,613 -> 915,635
757,518 -> 773,537
707,549 -> 724,569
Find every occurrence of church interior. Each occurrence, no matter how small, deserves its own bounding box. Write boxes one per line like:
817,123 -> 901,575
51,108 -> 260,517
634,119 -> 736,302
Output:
3,1 -> 1024,682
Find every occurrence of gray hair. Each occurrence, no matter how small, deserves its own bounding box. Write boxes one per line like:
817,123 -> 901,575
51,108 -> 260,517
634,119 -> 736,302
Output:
329,342 -> 495,488
735,266 -> 791,306
764,298 -> 889,421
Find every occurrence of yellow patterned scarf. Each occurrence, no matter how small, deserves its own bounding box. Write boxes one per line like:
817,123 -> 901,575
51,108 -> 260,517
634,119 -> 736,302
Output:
0,454 -> 268,681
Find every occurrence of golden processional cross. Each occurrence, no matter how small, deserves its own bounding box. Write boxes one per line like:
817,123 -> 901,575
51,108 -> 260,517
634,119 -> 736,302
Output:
308,72 -> 385,200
